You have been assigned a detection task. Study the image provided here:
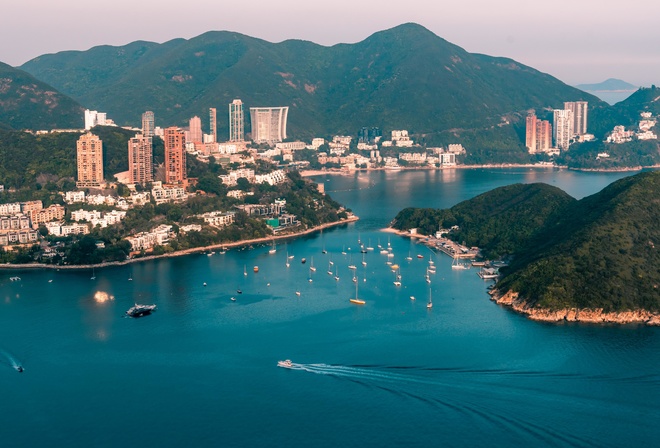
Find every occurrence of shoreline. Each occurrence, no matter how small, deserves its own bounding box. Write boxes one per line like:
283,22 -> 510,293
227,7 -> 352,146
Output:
0,215 -> 359,271
300,163 -> 660,177
490,289 -> 660,326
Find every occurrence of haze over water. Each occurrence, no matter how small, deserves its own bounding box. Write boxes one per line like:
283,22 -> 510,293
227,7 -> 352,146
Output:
1,168 -> 659,447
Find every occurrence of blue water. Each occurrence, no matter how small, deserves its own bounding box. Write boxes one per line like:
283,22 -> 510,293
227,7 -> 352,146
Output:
1,168 -> 659,447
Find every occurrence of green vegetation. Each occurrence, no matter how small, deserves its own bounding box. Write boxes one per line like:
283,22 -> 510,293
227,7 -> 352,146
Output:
392,172 -> 660,312
392,183 -> 575,259
0,62 -> 83,130
20,24 -> 598,147
557,139 -> 660,169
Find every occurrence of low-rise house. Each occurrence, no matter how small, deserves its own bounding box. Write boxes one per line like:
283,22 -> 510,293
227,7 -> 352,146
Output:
199,211 -> 236,227
126,224 -> 173,251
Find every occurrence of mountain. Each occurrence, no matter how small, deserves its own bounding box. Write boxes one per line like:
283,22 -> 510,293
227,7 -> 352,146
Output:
575,78 -> 638,92
391,171 -> 660,320
0,62 -> 84,130
20,23 -> 600,143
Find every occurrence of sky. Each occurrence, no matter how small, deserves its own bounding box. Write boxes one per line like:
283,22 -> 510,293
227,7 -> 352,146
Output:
3,0 -> 659,87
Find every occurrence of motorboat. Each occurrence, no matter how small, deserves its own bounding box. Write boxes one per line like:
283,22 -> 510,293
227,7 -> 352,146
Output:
125,303 -> 157,318
16,365 -> 24,373
277,359 -> 293,368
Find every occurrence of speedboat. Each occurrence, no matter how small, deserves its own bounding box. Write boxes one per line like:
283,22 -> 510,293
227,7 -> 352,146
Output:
230,297 -> 236,302
126,303 -> 157,318
277,359 -> 293,368
16,365 -> 24,373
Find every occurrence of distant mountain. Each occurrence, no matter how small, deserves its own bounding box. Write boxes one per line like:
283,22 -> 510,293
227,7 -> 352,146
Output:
0,62 -> 84,130
575,78 -> 638,92
20,23 -> 600,143
391,172 -> 660,322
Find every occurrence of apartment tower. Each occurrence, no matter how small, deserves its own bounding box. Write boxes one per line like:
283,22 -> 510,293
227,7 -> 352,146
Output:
142,111 -> 155,137
164,127 -> 187,185
229,100 -> 244,142
76,133 -> 104,188
128,134 -> 153,185
553,109 -> 573,150
525,113 -> 537,153
564,101 -> 588,135
189,116 -> 203,144
209,108 -> 217,143
249,106 -> 288,144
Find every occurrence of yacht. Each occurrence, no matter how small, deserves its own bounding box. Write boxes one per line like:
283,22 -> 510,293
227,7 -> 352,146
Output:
125,303 -> 157,318
277,359 -> 293,368
349,275 -> 366,305
295,291 -> 301,296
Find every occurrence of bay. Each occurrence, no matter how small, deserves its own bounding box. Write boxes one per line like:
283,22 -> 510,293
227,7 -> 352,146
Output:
1,168 -> 658,447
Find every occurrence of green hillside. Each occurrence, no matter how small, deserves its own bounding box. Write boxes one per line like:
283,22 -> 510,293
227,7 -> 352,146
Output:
391,171 -> 660,312
20,24 -> 599,146
391,183 -> 576,259
0,62 -> 83,130
498,171 -> 660,312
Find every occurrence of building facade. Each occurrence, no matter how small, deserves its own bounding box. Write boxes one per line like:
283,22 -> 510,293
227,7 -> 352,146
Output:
249,106 -> 288,144
209,108 -> 217,143
229,99 -> 245,142
164,127 -> 187,185
84,110 -> 107,130
526,113 -> 552,153
76,132 -> 104,188
128,134 -> 153,185
553,109 -> 573,150
142,111 -> 155,137
564,101 -> 588,135
189,116 -> 203,144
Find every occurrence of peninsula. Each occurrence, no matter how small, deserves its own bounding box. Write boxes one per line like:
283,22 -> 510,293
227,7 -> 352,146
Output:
390,171 -> 660,325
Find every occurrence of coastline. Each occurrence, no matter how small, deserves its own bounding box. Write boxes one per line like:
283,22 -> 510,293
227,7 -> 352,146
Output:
0,215 -> 359,271
300,163 -> 660,177
490,289 -> 660,326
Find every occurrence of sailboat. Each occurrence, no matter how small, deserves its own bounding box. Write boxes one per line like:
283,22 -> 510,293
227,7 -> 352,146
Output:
341,245 -> 347,255
425,268 -> 431,283
327,260 -> 333,275
349,272 -> 366,305
348,255 -> 356,270
367,239 -> 374,251
243,265 -> 248,276
286,251 -> 290,268
269,240 -> 277,254
393,268 -> 401,287
309,257 -> 317,272
321,229 -> 327,254
452,257 -> 470,270
334,266 -> 340,281
90,267 -> 96,280
427,286 -> 433,309
406,251 -> 413,262
361,253 -> 367,267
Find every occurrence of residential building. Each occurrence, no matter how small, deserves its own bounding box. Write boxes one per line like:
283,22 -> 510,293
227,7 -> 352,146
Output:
219,169 -> 256,186
525,113 -> 537,153
0,214 -> 30,231
189,116 -> 203,144
126,224 -> 172,251
255,170 -> 287,186
275,141 -> 306,151
0,229 -> 38,246
84,110 -> 107,130
64,191 -> 86,204
209,108 -> 217,143
553,109 -> 573,150
164,127 -> 187,185
249,107 -> 288,144
29,204 -> 65,227
199,211 -> 236,227
151,181 -> 187,204
128,134 -> 153,185
76,133 -> 104,188
564,101 -> 588,135
447,144 -> 466,154
536,120 -> 552,152
142,111 -> 155,137
0,202 -> 22,215
229,100 -> 245,142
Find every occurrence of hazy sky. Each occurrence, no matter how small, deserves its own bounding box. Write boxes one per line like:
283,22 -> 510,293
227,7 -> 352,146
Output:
3,0 -> 658,86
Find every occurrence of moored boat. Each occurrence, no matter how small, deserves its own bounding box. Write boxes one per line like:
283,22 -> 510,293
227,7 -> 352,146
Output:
126,303 -> 157,318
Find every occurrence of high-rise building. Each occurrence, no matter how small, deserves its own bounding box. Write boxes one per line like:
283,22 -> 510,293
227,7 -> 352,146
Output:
553,109 -> 573,150
164,127 -> 187,185
536,120 -> 552,152
128,134 -> 153,185
229,100 -> 244,142
525,113 -> 537,153
189,116 -> 203,144
76,133 -> 104,188
142,111 -> 155,137
564,101 -> 588,135
209,108 -> 217,143
249,106 -> 288,144
84,110 -> 107,130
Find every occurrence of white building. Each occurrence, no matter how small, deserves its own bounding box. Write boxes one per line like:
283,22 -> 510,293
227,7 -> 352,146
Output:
151,182 -> 187,204
447,144 -> 466,154
126,225 -> 173,251
0,202 -> 22,215
249,107 -> 289,144
180,224 -> 202,233
64,191 -> 86,204
84,110 -> 108,130
275,141 -> 306,151
553,109 -> 574,150
199,211 -> 236,227
219,168 -> 256,186
607,126 -> 634,144
310,138 -> 325,149
86,194 -> 117,206
255,170 -> 287,186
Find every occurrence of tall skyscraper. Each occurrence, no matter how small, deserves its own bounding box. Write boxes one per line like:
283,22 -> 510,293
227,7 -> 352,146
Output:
525,113 -> 537,153
76,133 -> 104,188
229,100 -> 244,142
536,120 -> 552,152
209,108 -> 217,143
189,116 -> 203,144
128,134 -> 153,185
249,106 -> 288,144
142,111 -> 155,137
164,127 -> 187,185
553,109 -> 573,150
564,101 -> 588,135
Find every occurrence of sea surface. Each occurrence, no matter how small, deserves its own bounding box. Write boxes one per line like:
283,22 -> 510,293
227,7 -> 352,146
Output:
1,168 -> 659,447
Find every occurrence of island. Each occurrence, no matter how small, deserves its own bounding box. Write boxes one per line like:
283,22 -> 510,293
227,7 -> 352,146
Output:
390,171 -> 660,325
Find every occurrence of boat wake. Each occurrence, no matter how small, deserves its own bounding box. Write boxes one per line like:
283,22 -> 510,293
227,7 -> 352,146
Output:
0,349 -> 24,372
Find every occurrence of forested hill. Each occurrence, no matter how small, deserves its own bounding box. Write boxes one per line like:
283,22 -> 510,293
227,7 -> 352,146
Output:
20,23 -> 598,141
0,62 -> 83,130
392,171 -> 660,312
